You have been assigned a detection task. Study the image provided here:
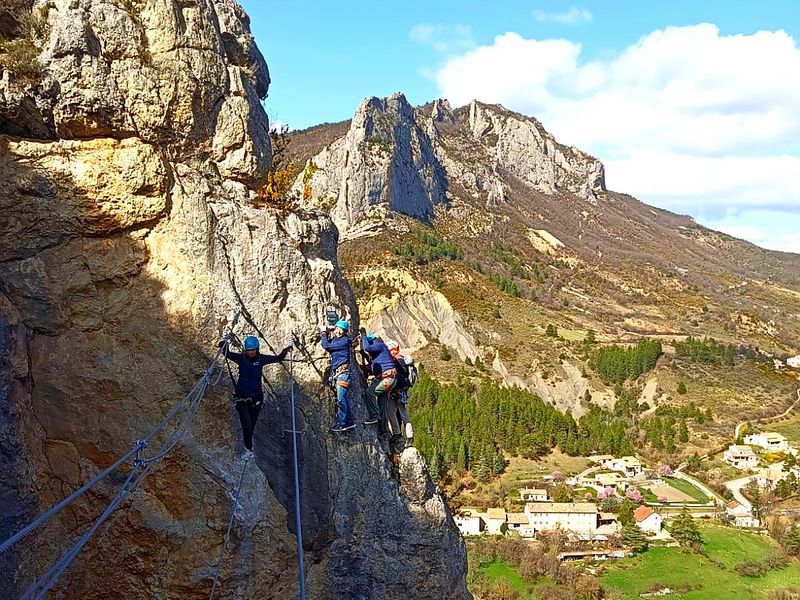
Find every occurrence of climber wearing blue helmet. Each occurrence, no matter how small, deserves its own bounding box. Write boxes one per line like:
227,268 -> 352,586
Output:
225,335 -> 291,458
320,319 -> 355,432
361,333 -> 397,454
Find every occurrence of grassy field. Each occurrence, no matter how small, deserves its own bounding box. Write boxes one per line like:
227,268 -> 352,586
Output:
663,477 -> 712,503
477,559 -> 540,598
601,524 -> 800,599
769,414 -> 800,445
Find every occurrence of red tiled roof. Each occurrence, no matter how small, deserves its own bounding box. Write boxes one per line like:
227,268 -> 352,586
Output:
727,501 -> 740,509
634,506 -> 655,522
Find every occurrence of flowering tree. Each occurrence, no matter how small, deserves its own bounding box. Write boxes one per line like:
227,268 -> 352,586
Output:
551,470 -> 563,481
625,487 -> 644,503
658,464 -> 674,477
598,486 -> 616,499
658,495 -> 669,504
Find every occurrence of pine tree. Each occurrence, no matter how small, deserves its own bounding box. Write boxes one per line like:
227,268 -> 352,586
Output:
677,381 -> 687,395
491,453 -> 506,475
545,324 -> 558,337
622,523 -> 649,554
784,526 -> 800,556
679,418 -> 689,443
668,510 -> 703,548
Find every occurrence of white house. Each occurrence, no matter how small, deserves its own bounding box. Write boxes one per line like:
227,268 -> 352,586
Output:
744,432 -> 790,453
633,506 -> 662,534
592,472 -> 627,492
608,456 -> 643,477
519,488 -> 549,502
754,463 -> 790,489
588,454 -> 615,467
524,502 -> 599,533
506,513 -> 529,534
454,512 -> 484,536
485,508 -> 507,535
723,445 -> 758,470
787,355 -> 800,369
726,501 -> 759,528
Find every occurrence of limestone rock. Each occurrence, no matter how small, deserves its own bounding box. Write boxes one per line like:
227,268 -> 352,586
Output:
0,2 -> 469,599
296,93 -> 448,236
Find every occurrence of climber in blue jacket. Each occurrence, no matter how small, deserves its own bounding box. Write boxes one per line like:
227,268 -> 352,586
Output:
225,336 -> 290,458
361,333 -> 397,452
320,319 -> 355,432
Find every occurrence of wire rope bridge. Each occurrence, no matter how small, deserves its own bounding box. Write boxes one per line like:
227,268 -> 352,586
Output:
0,314 -> 308,600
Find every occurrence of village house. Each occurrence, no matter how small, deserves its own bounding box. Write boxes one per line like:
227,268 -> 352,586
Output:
524,502 -> 599,533
588,454 -> 615,467
787,355 -> 800,369
506,513 -> 529,534
485,508 -> 507,535
454,512 -> 484,536
519,487 -> 549,502
608,456 -> 643,477
592,472 -> 627,492
744,432 -> 790,453
633,506 -> 662,534
723,445 -> 758,470
726,501 -> 759,528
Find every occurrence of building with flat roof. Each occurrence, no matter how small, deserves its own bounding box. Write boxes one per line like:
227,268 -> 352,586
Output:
744,432 -> 790,453
608,456 -> 642,477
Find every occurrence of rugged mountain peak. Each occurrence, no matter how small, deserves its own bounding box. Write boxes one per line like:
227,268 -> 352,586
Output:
467,100 -> 606,202
296,92 -> 448,238
0,2 -> 469,598
294,94 -> 608,238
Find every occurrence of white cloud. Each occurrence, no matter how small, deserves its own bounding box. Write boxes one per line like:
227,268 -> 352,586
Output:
431,25 -> 800,250
410,23 -> 474,54
533,6 -> 593,25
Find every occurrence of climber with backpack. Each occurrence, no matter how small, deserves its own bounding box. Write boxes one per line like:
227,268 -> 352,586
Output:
320,319 -> 356,432
386,340 -> 416,451
361,331 -> 397,453
224,335 -> 291,459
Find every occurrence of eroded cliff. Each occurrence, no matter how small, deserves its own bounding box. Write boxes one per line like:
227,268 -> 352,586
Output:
0,1 -> 469,598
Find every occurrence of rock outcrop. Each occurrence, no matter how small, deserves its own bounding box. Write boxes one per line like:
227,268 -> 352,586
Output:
296,95 -> 605,237
0,2 -> 469,599
296,93 -> 448,238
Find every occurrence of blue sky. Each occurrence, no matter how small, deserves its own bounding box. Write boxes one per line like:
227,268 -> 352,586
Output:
240,1 -> 800,254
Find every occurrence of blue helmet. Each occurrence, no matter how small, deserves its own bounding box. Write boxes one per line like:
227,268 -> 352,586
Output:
244,336 -> 259,351
334,319 -> 349,332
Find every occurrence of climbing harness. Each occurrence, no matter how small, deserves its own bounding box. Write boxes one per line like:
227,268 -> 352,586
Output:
208,453 -> 252,600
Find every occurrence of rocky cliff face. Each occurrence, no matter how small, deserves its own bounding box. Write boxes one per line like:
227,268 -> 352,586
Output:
0,2 -> 469,598
296,93 -> 448,239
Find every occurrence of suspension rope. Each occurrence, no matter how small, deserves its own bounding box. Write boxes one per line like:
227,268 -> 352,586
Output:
207,455 -> 251,600
5,338 -> 232,597
289,346 -> 307,600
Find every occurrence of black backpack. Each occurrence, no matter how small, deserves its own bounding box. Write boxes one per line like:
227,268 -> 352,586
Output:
393,355 -> 418,391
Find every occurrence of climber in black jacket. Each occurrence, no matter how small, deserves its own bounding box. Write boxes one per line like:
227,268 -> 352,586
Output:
225,335 -> 290,458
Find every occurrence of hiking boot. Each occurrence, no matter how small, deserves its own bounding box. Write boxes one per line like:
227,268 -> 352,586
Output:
363,415 -> 379,425
330,423 -> 346,433
342,422 -> 357,430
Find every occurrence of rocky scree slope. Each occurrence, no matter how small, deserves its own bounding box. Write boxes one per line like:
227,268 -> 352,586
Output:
288,94 -> 800,417
0,3 -> 468,599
